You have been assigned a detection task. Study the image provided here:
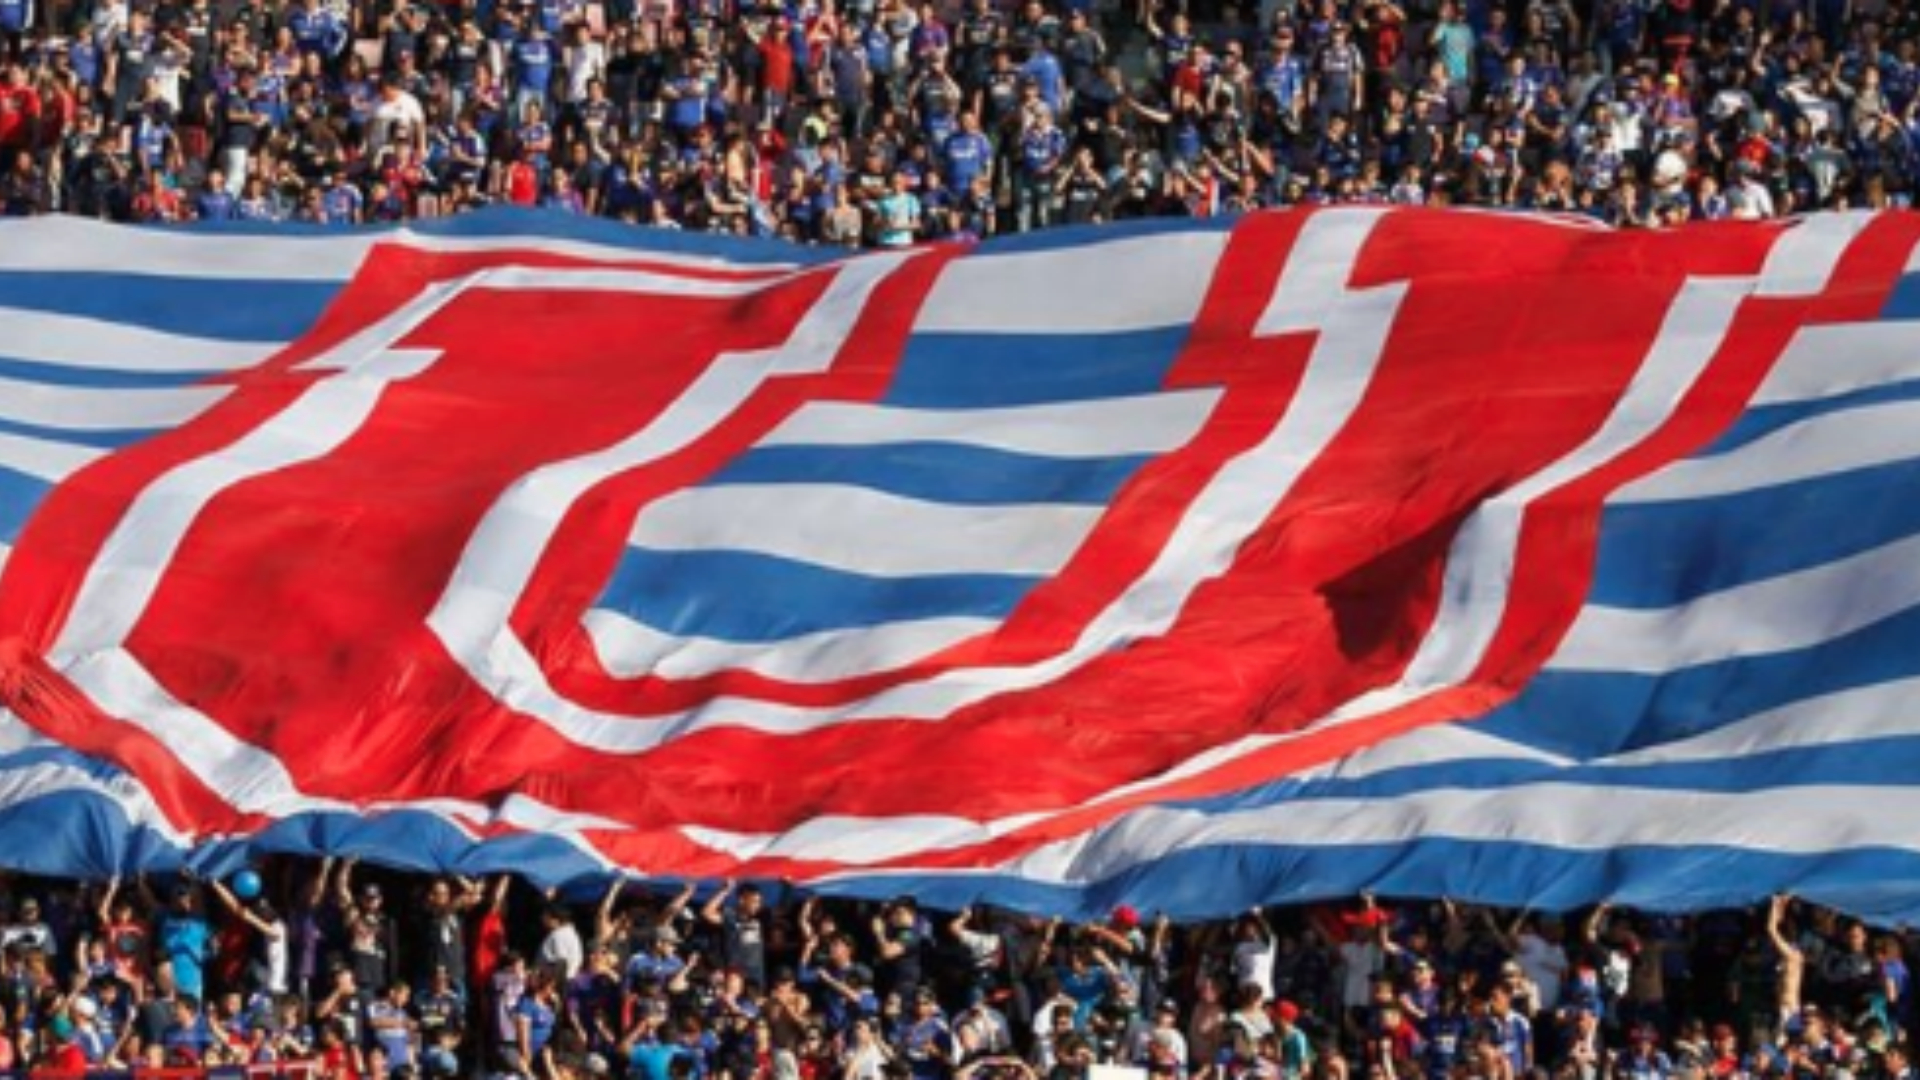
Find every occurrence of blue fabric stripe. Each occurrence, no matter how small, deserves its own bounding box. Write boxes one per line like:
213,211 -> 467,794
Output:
12,768 -> 1920,917
0,417 -> 149,451
0,355 -> 212,390
0,272 -> 336,342
598,547 -> 1036,642
1700,382 -> 1920,456
0,787 -> 614,885
1880,273 -> 1920,320
885,328 -> 1192,408
702,443 -> 1151,507
1470,601 -> 1920,760
809,841 -> 1920,922
1588,461 -> 1920,609
0,467 -> 52,545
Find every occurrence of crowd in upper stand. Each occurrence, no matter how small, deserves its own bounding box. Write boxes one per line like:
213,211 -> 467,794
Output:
0,0 -> 1916,237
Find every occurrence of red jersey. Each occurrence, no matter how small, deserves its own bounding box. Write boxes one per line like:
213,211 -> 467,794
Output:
0,85 -> 40,150
759,36 -> 795,94
504,160 -> 540,206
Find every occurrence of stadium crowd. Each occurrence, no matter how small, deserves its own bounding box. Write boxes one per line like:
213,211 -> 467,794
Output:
0,862 -> 1902,1080
0,0 -> 1914,238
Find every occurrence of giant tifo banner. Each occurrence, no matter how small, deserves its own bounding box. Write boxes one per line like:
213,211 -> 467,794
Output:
2,208 -> 1919,919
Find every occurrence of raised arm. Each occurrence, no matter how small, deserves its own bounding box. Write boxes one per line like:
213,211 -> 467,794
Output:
598,878 -> 628,944
96,876 -> 120,929
210,880 -> 284,939
305,856 -> 336,910
702,880 -> 736,927
659,881 -> 697,926
334,857 -> 358,915
1767,896 -> 1801,959
1580,903 -> 1610,949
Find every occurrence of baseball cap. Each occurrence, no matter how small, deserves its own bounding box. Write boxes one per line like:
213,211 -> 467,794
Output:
1112,905 -> 1140,929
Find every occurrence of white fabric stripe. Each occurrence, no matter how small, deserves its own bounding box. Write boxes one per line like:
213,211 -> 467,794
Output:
2,306 -> 280,372
686,814 -> 1026,865
914,232 -> 1230,334
1618,396 -> 1920,504
996,782 -> 1920,885
469,213 -> 1400,752
757,390 -> 1222,459
1750,323 -> 1920,407
584,610 -> 998,682
1551,529 -> 1920,674
0,432 -> 105,483
1755,213 -> 1872,297
0,217 -> 375,281
0,377 -> 227,432
1255,208 -> 1389,336
627,484 -> 1103,577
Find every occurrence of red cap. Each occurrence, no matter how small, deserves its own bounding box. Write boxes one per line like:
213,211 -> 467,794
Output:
1113,905 -> 1141,929
1272,1000 -> 1301,1024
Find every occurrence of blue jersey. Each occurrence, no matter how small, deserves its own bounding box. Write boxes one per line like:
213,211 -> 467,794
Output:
513,36 -> 554,92
942,130 -> 991,190
1020,125 -> 1066,175
513,995 -> 556,1057
196,190 -> 236,220
287,7 -> 339,54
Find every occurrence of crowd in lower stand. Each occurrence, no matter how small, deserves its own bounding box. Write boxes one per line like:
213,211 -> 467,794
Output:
0,861 -> 1905,1080
0,0 -> 1917,238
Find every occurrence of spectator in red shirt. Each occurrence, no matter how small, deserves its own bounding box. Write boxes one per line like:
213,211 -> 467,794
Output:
0,61 -> 40,157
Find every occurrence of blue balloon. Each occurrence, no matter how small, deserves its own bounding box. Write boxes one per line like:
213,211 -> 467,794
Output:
232,869 -> 263,901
